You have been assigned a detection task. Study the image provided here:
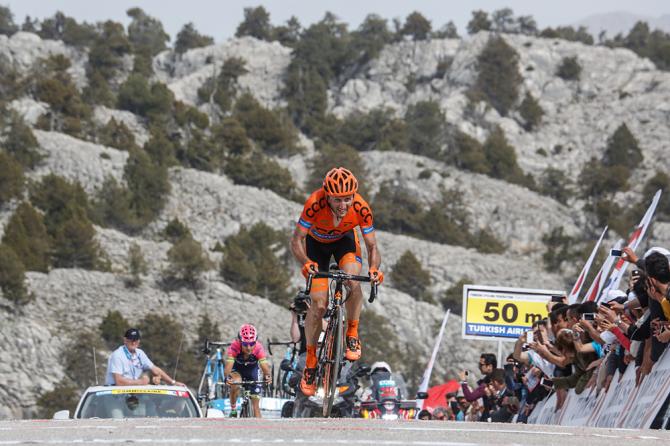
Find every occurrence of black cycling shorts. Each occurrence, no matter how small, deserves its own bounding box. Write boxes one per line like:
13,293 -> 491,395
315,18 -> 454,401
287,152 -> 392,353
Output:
306,230 -> 362,272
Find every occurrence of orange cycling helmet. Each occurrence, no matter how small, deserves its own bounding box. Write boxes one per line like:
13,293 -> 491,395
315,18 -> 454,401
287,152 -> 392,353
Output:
323,167 -> 358,197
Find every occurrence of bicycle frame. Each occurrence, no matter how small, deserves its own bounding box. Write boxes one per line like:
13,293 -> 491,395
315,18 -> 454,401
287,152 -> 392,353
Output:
267,340 -> 299,398
304,269 -> 378,417
228,380 -> 267,418
197,340 -> 230,409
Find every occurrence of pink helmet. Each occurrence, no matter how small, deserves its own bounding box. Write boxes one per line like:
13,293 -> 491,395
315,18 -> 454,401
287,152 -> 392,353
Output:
238,324 -> 257,343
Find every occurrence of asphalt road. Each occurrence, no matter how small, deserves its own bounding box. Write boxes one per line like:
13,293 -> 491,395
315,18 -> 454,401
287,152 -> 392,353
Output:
1,418 -> 669,446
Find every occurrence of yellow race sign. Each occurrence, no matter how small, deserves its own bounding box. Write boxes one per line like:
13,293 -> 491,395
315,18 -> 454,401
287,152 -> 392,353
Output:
462,285 -> 564,341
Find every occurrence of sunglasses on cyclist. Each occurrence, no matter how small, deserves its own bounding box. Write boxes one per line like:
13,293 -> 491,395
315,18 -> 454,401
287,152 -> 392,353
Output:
241,341 -> 256,347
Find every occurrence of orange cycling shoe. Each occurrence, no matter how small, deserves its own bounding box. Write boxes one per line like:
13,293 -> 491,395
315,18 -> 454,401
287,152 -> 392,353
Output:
300,367 -> 317,396
345,336 -> 362,361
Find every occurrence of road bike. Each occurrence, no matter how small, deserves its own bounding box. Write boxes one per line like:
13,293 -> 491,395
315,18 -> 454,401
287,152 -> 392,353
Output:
228,380 -> 268,418
196,339 -> 231,411
303,266 -> 378,417
267,340 -> 299,398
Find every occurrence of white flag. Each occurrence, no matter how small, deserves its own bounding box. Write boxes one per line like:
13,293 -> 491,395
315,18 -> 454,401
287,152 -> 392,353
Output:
568,226 -> 607,304
601,190 -> 661,296
416,309 -> 450,412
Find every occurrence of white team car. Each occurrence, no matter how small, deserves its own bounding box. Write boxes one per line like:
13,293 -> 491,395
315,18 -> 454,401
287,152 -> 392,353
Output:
53,385 -> 224,419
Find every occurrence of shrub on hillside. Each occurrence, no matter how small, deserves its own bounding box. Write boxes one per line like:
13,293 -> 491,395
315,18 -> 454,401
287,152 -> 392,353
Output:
30,174 -> 104,269
117,75 -> 174,122
175,22 -> 214,54
540,26 -> 593,44
233,93 -> 300,157
471,36 -> 522,116
0,151 -> 24,206
86,20 -> 131,82
3,112 -> 42,169
467,10 -> 492,34
348,14 -> 393,66
35,380 -> 79,419
441,278 -> 471,314
83,70 -> 115,107
0,6 -> 18,36
0,243 -> 30,304
1,202 -> 50,272
98,118 -> 139,152
449,130 -> 490,174
400,11 -> 432,41
556,56 -> 582,80
603,123 -> 643,169
223,152 -> 300,201
143,127 -> 177,167
404,101 -> 447,159
335,108 -> 407,152
542,227 -> 580,272
63,330 -> 107,386
197,57 -> 247,114
482,126 -> 532,187
126,7 -> 169,58
372,182 -> 425,235
391,250 -> 434,304
99,310 -> 130,349
162,218 -> 192,243
235,6 -> 273,41
124,149 -> 171,227
220,223 -> 291,305
518,92 -> 544,131
538,167 -> 573,205
137,313 -> 200,388
164,236 -> 211,288
210,117 -> 252,158
126,243 -> 148,288
91,177 -> 136,232
33,55 -> 91,136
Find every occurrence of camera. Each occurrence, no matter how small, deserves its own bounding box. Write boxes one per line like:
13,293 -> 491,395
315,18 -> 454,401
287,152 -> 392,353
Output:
582,313 -> 596,321
610,249 -> 622,257
540,377 -> 554,388
550,295 -> 564,303
526,330 -> 534,344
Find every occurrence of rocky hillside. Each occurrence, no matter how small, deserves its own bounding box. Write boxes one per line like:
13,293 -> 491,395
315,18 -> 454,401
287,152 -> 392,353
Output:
1,18 -> 670,419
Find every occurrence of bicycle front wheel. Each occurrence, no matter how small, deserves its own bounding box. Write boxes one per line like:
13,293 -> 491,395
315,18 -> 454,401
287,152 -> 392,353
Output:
323,307 -> 343,417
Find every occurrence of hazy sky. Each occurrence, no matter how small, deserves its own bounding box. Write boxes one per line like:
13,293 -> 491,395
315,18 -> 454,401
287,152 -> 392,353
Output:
3,0 -> 668,42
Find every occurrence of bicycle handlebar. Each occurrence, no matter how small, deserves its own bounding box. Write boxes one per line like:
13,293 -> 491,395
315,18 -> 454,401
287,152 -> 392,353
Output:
305,271 -> 378,303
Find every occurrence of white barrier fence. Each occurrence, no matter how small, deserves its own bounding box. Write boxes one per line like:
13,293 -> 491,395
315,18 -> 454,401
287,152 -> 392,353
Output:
528,348 -> 670,428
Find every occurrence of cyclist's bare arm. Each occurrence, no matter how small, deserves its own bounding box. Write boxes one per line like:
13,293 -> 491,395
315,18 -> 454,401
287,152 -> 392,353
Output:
362,231 -> 381,271
223,359 -> 234,381
290,227 -> 311,265
260,360 -> 272,381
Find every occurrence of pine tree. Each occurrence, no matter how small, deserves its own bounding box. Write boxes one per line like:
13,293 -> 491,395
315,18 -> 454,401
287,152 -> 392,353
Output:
3,113 -> 42,169
0,243 -> 29,304
473,36 -> 522,116
99,310 -> 130,349
2,202 -> 50,272
0,151 -> 24,206
391,250 -> 434,303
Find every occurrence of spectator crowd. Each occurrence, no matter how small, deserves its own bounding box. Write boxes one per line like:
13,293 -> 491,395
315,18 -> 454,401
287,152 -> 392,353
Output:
421,246 -> 670,425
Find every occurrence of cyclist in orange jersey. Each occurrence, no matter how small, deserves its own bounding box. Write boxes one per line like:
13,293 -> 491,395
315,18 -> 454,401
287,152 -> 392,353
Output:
289,167 -> 383,396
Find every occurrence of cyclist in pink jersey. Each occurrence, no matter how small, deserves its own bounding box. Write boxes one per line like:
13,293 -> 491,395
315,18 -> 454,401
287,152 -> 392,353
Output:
224,324 -> 272,417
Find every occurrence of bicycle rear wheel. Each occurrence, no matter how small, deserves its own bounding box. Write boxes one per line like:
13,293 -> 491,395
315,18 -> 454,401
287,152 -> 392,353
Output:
323,307 -> 343,417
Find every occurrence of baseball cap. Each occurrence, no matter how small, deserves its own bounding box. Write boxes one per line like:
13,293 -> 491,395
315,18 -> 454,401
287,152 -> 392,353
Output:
124,328 -> 141,340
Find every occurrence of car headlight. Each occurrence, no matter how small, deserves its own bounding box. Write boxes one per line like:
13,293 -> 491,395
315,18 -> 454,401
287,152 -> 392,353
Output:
383,401 -> 396,410
381,413 -> 398,420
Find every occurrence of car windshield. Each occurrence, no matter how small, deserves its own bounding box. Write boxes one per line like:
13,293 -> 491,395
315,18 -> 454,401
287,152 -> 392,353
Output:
78,389 -> 199,418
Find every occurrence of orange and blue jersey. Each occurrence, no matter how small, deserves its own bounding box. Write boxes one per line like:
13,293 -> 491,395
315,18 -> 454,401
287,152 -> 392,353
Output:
297,189 -> 375,243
